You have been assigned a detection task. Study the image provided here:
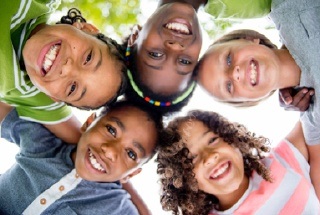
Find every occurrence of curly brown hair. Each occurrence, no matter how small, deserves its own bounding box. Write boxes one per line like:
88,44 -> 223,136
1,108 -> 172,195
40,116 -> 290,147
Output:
157,110 -> 272,215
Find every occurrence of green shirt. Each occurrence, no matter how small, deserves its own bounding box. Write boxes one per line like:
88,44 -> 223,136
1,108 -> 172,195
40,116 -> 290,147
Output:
0,0 -> 72,124
205,0 -> 272,19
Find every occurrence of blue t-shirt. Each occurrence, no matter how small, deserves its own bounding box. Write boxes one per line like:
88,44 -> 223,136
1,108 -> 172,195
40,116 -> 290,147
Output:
0,109 -> 139,215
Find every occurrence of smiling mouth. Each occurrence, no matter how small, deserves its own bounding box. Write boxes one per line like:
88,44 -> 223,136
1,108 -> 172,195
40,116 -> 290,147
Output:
210,162 -> 230,179
41,43 -> 61,76
88,149 -> 106,173
249,60 -> 258,86
164,22 -> 191,35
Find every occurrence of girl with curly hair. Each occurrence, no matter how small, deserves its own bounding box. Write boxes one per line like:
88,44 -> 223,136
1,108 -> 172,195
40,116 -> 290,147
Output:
157,110 -> 319,214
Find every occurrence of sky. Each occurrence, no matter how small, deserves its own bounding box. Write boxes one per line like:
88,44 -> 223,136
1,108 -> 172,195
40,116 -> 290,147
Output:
0,1 -> 301,214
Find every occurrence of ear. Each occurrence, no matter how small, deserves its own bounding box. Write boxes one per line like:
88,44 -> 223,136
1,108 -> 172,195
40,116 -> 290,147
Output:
72,22 -> 100,34
120,168 -> 142,184
81,113 -> 96,133
128,25 -> 142,46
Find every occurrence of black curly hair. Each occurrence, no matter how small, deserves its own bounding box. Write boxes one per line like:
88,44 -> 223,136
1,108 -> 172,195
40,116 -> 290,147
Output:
57,8 -> 127,110
157,110 -> 272,214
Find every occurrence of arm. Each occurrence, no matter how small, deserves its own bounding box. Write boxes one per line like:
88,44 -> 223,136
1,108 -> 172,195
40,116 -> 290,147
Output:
279,87 -> 314,111
307,145 -> 320,200
122,181 -> 152,215
285,121 -> 308,160
0,102 -> 13,123
43,114 -> 82,144
286,121 -> 320,200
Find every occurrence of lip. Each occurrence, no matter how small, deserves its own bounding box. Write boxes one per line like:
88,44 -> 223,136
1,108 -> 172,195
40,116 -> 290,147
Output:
163,18 -> 193,36
85,148 -> 109,175
37,40 -> 62,77
246,59 -> 260,87
209,161 -> 231,180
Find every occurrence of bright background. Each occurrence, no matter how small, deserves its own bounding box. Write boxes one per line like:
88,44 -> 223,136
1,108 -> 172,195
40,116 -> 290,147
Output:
0,1 -> 300,214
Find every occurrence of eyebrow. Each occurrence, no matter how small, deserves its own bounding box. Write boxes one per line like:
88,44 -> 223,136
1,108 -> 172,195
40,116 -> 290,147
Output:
109,116 -> 146,157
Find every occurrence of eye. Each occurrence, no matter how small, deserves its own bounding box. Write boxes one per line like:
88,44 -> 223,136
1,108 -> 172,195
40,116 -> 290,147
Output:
126,149 -> 137,161
227,81 -> 233,94
84,51 -> 92,65
68,82 -> 76,96
209,137 -> 219,145
227,53 -> 232,66
149,52 -> 163,59
178,58 -> 191,65
106,125 -> 116,137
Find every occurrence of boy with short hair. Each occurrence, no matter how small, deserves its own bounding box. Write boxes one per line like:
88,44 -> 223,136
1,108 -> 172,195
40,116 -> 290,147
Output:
0,100 -> 163,214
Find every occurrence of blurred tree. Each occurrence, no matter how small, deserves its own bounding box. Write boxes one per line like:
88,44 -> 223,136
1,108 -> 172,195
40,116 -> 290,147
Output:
56,0 -> 141,41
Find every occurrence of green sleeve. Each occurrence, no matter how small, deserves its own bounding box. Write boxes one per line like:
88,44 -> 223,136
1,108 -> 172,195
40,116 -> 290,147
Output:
205,0 -> 272,19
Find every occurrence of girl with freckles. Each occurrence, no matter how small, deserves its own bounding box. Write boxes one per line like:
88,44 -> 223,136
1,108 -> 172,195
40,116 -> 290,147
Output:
157,110 -> 319,215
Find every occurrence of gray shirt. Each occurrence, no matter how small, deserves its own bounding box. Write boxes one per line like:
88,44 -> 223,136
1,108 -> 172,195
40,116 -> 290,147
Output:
270,0 -> 320,145
0,109 -> 139,215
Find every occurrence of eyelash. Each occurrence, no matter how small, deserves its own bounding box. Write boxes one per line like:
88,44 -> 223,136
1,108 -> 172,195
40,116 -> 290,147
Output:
179,58 -> 191,65
106,125 -> 116,137
209,137 -> 219,145
126,149 -> 137,161
227,53 -> 232,66
68,82 -> 76,96
149,52 -> 163,59
85,51 -> 92,65
227,81 -> 232,94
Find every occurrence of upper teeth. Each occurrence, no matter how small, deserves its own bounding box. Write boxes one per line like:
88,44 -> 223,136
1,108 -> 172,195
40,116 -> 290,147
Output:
89,150 -> 106,172
211,162 -> 229,179
250,61 -> 257,85
42,44 -> 60,73
165,22 -> 190,34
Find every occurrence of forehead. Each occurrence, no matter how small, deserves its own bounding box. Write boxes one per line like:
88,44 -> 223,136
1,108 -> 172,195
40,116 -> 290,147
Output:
178,120 -> 208,146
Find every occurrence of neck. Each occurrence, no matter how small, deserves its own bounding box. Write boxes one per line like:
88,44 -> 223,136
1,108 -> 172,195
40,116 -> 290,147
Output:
29,23 -> 47,38
158,0 -> 207,11
216,176 -> 249,211
275,49 -> 301,89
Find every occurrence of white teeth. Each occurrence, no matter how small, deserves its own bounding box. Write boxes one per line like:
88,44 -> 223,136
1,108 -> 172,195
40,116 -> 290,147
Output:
89,150 -> 106,172
250,61 -> 257,85
42,44 -> 60,73
165,22 -> 190,34
211,162 -> 229,179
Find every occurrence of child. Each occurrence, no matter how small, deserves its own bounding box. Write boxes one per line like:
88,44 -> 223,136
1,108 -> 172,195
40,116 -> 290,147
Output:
1,1 -> 126,143
124,0 -> 206,114
0,100 -> 163,214
157,110 -> 320,214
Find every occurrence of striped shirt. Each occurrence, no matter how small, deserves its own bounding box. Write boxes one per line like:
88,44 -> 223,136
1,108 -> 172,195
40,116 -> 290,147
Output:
209,140 -> 320,215
0,0 -> 72,124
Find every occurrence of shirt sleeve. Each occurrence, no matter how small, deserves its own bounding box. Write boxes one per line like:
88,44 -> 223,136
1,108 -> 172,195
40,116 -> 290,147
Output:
204,0 -> 272,19
274,140 -> 310,180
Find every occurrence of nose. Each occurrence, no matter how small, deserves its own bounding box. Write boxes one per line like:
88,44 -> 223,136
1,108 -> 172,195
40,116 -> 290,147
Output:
60,58 -> 74,77
101,144 -> 118,162
203,151 -> 219,167
165,40 -> 185,51
232,66 -> 240,82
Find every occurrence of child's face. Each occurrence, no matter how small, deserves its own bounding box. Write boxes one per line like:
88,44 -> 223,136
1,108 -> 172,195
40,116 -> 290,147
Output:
133,2 -> 202,96
178,120 -> 246,197
23,24 -> 122,109
197,39 -> 281,102
75,105 -> 158,182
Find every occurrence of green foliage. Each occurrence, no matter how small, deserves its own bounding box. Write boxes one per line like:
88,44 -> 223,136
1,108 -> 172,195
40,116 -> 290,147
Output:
57,0 -> 140,41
